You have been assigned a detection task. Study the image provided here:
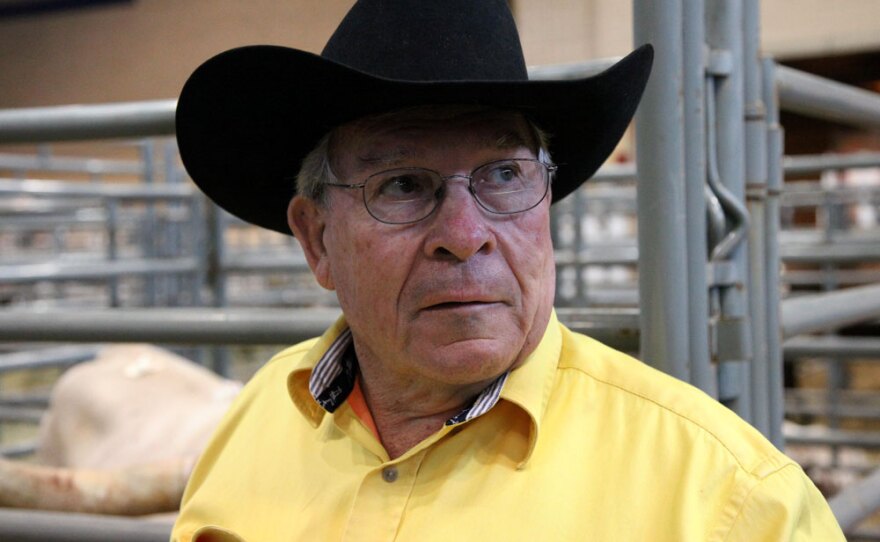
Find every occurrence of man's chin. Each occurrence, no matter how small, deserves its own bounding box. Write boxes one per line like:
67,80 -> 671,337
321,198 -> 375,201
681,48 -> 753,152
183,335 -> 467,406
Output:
413,301 -> 514,331
409,336 -> 522,385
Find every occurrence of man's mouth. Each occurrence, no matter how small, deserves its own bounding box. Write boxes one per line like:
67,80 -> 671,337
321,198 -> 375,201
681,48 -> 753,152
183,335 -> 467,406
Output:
423,300 -> 497,311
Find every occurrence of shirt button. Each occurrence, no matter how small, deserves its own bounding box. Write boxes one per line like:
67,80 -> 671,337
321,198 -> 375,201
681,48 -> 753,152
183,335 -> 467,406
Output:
382,467 -> 399,483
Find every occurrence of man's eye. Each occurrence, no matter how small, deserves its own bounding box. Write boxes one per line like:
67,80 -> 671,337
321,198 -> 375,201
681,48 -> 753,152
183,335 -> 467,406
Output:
485,164 -> 523,184
376,174 -> 432,199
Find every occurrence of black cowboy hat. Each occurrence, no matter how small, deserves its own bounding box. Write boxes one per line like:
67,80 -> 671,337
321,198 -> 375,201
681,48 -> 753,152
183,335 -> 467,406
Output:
176,0 -> 653,235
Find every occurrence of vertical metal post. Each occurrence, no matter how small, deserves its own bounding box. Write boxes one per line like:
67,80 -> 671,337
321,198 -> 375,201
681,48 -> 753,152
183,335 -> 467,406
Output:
574,188 -> 588,306
141,140 -> 158,306
207,202 -> 230,376
106,198 -> 120,307
821,189 -> 844,463
163,140 -> 185,306
706,0 -> 753,421
762,57 -> 785,448
743,0 -> 770,435
682,0 -> 715,395
633,0 -> 691,381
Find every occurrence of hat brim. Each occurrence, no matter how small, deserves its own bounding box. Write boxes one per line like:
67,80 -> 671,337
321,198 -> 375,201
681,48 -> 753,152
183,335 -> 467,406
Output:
176,44 -> 653,235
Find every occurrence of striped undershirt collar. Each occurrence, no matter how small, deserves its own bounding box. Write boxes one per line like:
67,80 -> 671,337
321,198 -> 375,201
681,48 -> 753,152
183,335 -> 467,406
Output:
308,327 -> 509,426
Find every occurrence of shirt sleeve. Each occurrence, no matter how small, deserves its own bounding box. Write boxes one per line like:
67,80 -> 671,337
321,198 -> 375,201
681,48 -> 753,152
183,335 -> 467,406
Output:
722,463 -> 845,541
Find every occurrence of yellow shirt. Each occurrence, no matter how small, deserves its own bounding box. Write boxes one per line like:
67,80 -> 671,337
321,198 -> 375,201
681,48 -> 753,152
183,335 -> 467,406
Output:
172,312 -> 843,541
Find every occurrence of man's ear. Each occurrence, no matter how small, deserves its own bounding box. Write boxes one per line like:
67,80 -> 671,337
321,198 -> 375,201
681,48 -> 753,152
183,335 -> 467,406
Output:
287,196 -> 335,290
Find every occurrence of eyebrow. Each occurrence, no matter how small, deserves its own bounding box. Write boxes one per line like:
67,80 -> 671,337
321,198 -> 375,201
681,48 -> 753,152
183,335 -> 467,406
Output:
491,130 -> 532,150
357,147 -> 413,167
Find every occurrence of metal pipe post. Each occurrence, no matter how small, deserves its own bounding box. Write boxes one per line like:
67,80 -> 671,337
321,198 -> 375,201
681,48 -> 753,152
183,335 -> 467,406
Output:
707,0 -> 753,421
140,140 -> 158,306
762,57 -> 785,448
743,0 -> 769,436
632,0 -> 691,380
682,0 -> 715,395
573,188 -> 588,305
106,199 -> 120,307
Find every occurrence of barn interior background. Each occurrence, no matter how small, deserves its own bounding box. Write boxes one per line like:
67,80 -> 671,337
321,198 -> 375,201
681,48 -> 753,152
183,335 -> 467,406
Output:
2,0 -> 880,540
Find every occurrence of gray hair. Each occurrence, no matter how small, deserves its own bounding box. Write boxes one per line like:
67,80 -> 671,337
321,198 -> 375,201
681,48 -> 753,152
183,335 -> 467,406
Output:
294,106 -> 553,204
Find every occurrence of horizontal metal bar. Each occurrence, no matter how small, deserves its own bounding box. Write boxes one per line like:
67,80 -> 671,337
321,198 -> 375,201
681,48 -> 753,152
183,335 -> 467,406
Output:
781,182 -> 880,206
784,425 -> 880,448
0,257 -> 199,284
0,153 -> 146,176
786,402 -> 880,420
786,388 -> 880,419
555,246 -> 639,266
784,336 -> 880,359
0,198 -> 98,216
0,307 -> 342,345
782,269 -> 880,287
556,307 -> 640,351
0,392 -> 51,408
780,243 -> 880,263
554,241 -> 880,266
0,509 -> 172,542
829,467 -> 880,531
1,208 -> 188,231
227,288 -> 341,308
0,405 -> 43,423
0,100 -> 176,144
222,252 -> 311,273
782,191 -> 880,208
0,440 -> 37,458
580,289 -> 640,307
779,229 -> 880,245
576,184 -> 638,202
781,284 -> 880,338
0,307 -> 640,351
777,65 -> 880,128
0,178 -> 193,200
783,152 -> 880,176
0,345 -> 98,374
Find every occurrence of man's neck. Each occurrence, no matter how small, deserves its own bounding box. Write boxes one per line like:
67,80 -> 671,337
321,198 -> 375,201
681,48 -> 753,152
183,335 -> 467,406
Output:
356,362 -> 489,460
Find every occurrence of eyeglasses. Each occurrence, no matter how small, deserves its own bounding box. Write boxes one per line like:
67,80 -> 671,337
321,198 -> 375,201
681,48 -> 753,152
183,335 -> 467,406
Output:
324,158 -> 556,225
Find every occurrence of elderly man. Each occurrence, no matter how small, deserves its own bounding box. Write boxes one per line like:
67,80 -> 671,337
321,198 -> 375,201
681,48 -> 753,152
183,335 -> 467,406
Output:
172,1 -> 843,540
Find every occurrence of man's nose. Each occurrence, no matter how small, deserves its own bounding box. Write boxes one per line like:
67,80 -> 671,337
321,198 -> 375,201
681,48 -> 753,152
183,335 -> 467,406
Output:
423,181 -> 495,261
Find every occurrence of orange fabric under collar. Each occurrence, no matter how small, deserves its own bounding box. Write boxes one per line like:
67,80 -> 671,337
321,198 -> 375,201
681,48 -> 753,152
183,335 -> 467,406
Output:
348,376 -> 380,440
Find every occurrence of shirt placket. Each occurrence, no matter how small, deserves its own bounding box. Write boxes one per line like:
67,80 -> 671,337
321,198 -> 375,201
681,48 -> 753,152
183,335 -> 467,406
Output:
342,449 -> 429,542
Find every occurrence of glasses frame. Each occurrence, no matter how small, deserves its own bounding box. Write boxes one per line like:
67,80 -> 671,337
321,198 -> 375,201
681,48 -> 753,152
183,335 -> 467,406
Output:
324,158 -> 557,225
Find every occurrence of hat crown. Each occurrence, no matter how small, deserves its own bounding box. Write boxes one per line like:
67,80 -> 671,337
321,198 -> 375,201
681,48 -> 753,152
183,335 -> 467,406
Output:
321,0 -> 528,82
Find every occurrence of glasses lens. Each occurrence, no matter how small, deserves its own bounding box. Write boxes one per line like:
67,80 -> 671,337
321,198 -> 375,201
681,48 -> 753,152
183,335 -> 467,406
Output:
472,159 -> 548,214
364,168 -> 441,224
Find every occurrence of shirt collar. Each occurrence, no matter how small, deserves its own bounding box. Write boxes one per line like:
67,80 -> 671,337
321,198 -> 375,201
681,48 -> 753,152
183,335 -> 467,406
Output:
499,309 -> 563,466
287,310 -> 563,466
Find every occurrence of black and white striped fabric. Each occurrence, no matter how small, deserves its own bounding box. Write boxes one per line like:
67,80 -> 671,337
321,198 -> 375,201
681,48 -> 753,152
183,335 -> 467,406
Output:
308,328 -> 509,425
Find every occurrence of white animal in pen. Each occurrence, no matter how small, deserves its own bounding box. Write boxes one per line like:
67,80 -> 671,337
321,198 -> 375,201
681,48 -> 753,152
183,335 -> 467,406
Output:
0,344 -> 240,516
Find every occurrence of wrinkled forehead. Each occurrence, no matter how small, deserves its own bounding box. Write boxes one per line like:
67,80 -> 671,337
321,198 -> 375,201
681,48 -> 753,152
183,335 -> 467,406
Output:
328,106 -> 539,171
